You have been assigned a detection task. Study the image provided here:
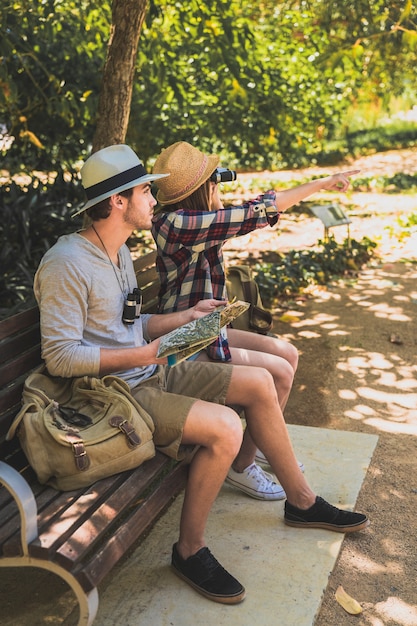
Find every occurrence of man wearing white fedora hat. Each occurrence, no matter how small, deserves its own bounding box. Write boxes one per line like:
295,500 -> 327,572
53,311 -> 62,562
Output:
34,144 -> 369,606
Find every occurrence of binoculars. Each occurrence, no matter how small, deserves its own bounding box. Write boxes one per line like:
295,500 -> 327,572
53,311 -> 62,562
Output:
210,167 -> 237,183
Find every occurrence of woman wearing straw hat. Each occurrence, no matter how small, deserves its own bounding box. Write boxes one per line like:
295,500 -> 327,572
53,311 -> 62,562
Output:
152,141 -> 360,500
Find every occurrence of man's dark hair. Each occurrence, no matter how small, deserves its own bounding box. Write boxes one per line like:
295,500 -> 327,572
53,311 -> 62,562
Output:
86,188 -> 134,221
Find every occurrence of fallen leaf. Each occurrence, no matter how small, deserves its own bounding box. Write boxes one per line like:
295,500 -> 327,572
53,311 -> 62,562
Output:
278,314 -> 299,323
335,585 -> 363,615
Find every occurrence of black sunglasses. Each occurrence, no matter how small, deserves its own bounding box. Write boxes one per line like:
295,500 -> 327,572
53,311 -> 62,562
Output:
57,406 -> 93,427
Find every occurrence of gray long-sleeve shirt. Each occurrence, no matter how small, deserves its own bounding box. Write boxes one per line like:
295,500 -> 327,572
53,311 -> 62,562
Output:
34,233 -> 156,388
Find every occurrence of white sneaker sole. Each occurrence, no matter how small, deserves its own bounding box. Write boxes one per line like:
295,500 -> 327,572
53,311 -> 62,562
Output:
225,475 -> 286,501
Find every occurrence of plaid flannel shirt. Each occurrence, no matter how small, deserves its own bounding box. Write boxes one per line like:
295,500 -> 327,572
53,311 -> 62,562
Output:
151,192 -> 280,361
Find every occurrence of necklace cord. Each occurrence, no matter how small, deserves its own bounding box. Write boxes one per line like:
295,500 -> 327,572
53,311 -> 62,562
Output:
91,224 -> 130,296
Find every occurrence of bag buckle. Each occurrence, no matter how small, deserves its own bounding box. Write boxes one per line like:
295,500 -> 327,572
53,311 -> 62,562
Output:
109,415 -> 141,447
65,431 -> 90,471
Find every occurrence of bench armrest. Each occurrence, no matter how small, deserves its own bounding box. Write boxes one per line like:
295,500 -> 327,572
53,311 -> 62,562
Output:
0,461 -> 38,554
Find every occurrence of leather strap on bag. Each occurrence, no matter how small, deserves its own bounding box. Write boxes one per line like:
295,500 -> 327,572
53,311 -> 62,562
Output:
109,415 -> 141,447
65,431 -> 90,471
64,416 -> 141,471
239,275 -> 273,334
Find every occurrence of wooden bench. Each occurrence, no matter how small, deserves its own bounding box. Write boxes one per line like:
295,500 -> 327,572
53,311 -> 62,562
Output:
0,249 -> 189,626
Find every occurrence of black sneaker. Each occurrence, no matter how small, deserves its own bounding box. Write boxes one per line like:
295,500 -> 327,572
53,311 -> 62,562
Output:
171,543 -> 246,604
284,496 -> 370,533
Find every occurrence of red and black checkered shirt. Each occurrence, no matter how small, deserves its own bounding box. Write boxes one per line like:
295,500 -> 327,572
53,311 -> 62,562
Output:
151,192 -> 280,361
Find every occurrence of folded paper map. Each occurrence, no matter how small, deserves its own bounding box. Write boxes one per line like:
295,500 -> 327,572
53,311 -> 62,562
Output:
157,300 -> 250,365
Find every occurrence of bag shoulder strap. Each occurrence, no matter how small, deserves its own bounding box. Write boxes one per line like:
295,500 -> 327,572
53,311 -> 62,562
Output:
227,265 -> 253,282
6,401 -> 39,440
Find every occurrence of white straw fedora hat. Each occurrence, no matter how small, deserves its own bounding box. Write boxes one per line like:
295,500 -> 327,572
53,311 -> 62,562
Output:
152,141 -> 219,205
72,144 -> 169,217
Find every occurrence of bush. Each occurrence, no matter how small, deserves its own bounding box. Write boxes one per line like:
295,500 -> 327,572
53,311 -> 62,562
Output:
351,173 -> 417,193
0,175 -> 85,317
254,237 -> 378,306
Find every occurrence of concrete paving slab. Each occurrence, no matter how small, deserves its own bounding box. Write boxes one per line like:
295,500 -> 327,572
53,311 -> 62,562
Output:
95,425 -> 378,626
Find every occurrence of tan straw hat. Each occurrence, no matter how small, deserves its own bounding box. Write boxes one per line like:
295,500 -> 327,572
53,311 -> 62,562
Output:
152,141 -> 219,205
72,144 -> 169,217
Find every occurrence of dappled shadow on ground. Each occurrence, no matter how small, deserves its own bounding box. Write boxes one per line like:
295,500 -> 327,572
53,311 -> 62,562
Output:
281,262 -> 417,437
271,260 -> 417,626
315,426 -> 417,626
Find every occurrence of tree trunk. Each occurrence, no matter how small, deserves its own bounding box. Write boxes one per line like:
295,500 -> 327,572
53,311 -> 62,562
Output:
92,0 -> 149,152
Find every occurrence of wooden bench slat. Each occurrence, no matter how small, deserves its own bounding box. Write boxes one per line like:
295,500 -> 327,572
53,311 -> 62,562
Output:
0,432 -> 19,458
27,474 -> 129,559
1,328 -> 40,364
53,454 -> 171,569
142,282 -> 160,303
132,249 -> 157,273
136,264 -> 159,289
0,385 -> 24,421
0,444 -> 31,475
0,483 -> 58,555
134,252 -> 160,315
0,347 -> 42,392
75,459 -> 189,591
1,482 -> 90,558
0,307 -> 39,341
0,495 -> 22,547
0,466 -> 38,530
0,464 -> 58,554
0,325 -> 40,364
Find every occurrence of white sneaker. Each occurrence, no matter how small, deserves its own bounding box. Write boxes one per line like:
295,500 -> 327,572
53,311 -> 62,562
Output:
255,450 -> 305,473
226,463 -> 286,500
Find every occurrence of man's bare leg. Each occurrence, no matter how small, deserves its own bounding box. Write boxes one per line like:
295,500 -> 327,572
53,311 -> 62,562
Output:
176,400 -> 243,558
170,364 -> 368,605
171,399 -> 246,604
197,331 -> 298,477
225,364 -> 369,533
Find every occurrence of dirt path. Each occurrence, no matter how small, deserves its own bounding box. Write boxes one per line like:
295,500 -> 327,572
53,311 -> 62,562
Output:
223,149 -> 417,625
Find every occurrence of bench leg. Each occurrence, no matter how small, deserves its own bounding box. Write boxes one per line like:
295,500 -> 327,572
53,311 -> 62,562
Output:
0,557 -> 99,626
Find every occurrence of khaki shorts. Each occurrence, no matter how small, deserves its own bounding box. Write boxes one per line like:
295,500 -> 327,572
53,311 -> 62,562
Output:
131,361 -> 233,460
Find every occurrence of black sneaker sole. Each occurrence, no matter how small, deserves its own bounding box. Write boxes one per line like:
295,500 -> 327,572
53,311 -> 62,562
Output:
284,518 -> 370,533
171,564 -> 246,604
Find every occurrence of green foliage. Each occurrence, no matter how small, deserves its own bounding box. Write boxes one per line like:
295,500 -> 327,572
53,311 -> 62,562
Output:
129,0 -> 417,168
254,237 -> 378,306
344,124 -> 417,157
397,211 -> 417,227
312,0 -> 417,102
0,1 -> 111,173
384,210 -> 417,241
1,1 -> 417,171
351,172 -> 417,193
0,176 -> 84,316
130,0 -> 352,169
0,176 -> 155,318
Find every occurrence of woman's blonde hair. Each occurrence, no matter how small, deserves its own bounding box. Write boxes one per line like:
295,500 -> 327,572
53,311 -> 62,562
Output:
155,178 -> 211,214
